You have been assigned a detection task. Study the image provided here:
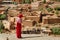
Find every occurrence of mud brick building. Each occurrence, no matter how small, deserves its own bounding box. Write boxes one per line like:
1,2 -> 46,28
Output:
0,6 -> 8,14
43,16 -> 60,24
26,16 -> 40,22
8,9 -> 19,17
22,20 -> 33,27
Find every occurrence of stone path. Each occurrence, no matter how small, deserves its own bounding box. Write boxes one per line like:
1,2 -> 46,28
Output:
0,33 -> 60,40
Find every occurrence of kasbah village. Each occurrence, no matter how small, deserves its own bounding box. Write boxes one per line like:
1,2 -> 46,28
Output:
0,0 -> 60,40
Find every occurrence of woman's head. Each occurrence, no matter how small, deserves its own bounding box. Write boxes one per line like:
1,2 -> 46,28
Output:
18,11 -> 23,18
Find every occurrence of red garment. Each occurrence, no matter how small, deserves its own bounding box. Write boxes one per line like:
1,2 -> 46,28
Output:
16,22 -> 21,38
16,14 -> 23,38
18,13 -> 23,18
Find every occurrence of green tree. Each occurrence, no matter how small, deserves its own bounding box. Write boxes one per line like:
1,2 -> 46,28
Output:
0,21 -> 4,32
0,14 -> 6,20
51,27 -> 60,35
54,7 -> 60,11
43,0 -> 46,3
55,10 -> 59,15
46,8 -> 53,12
22,0 -> 31,4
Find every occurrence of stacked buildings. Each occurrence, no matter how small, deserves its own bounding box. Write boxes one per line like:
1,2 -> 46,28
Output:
0,0 -> 60,33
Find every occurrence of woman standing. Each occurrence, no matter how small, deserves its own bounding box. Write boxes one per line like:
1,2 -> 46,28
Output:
16,12 -> 23,38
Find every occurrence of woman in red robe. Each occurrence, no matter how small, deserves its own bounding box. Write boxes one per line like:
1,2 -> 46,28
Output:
16,12 -> 23,38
